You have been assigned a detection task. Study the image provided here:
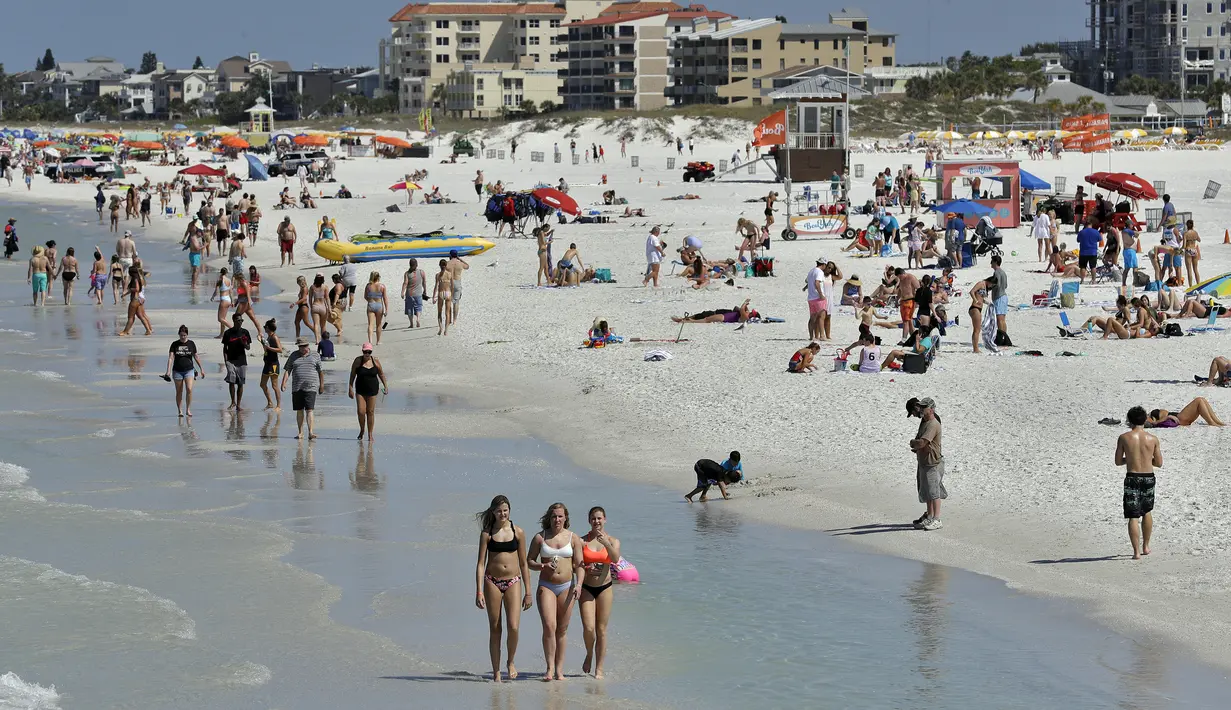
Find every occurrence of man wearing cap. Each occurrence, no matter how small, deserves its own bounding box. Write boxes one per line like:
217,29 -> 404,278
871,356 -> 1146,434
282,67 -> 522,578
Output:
643,226 -> 665,288
222,314 -> 253,411
280,336 -> 324,440
447,249 -> 469,323
907,397 -> 945,530
116,230 -> 138,291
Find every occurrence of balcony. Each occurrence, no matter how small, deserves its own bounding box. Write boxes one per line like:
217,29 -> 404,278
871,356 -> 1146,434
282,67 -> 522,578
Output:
458,24 -> 480,34
731,44 -> 748,54
731,63 -> 748,74
458,41 -> 481,50
617,46 -> 636,57
409,23 -> 431,35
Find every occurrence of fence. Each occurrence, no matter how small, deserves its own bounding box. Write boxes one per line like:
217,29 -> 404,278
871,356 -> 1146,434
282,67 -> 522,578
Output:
497,151 -> 506,160
1153,180 -> 1166,196
853,164 -> 865,179
486,150 -> 497,159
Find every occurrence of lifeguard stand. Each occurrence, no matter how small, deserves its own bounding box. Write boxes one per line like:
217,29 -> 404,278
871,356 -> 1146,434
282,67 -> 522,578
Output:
246,98 -> 274,134
766,78 -> 851,183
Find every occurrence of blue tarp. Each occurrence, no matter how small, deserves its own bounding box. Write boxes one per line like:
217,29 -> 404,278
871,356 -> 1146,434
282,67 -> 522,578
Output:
1020,170 -> 1050,191
245,154 -> 269,181
173,123 -> 187,130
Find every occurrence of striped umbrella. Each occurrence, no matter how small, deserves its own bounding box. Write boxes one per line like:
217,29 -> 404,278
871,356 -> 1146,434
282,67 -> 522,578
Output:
968,130 -> 1003,141
1161,126 -> 1187,136
1005,130 -> 1027,139
934,130 -> 964,141
1036,129 -> 1070,139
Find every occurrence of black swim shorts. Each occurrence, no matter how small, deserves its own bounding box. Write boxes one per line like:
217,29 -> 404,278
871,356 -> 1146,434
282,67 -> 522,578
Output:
1123,475 -> 1156,519
292,390 -> 317,412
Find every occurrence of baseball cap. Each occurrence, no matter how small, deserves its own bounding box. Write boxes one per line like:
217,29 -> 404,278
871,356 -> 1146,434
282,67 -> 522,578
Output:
361,342 -> 374,352
906,397 -> 936,416
295,336 -> 310,347
449,249 -> 459,258
124,230 -> 133,236
816,257 -> 828,265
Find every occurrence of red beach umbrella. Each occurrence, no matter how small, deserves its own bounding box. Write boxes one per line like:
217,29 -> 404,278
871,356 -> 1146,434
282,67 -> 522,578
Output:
1085,172 -> 1158,201
532,187 -> 579,216
178,164 -> 226,177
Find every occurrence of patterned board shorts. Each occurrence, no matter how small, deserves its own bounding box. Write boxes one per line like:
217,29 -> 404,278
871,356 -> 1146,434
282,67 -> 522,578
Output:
1123,475 -> 1156,519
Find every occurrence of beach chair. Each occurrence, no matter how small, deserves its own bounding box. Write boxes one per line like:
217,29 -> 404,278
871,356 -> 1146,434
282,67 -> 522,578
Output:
669,259 -> 687,275
902,336 -> 939,374
1057,311 -> 1085,338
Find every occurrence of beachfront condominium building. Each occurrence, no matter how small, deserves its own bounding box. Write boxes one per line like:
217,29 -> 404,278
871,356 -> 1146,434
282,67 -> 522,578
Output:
667,9 -> 896,106
559,2 -> 733,110
1084,1 -> 1231,92
385,1 -> 618,113
443,65 -> 561,117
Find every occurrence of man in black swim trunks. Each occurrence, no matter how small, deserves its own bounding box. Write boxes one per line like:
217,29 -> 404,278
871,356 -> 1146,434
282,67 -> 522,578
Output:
1115,406 -> 1163,560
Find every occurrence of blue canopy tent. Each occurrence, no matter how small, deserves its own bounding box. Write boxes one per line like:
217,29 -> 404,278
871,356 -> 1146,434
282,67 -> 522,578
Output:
1019,170 -> 1050,192
245,154 -> 269,181
21,129 -> 38,140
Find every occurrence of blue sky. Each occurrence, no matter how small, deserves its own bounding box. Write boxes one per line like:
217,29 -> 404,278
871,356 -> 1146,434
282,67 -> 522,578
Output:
1,0 -> 1075,72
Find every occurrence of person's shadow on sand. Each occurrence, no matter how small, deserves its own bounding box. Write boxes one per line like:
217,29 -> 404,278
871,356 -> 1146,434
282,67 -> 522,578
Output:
828,522 -> 917,536
1029,555 -> 1131,564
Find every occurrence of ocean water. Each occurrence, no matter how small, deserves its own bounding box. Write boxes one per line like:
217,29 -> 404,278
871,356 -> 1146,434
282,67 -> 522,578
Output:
0,200 -> 1227,708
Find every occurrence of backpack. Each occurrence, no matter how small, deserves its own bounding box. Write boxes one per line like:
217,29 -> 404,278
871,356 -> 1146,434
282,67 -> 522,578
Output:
993,330 -> 1014,347
1133,270 -> 1150,288
1162,322 -> 1183,337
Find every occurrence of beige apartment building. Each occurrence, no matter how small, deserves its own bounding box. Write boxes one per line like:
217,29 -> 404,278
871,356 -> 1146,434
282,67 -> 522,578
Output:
559,1 -> 731,110
669,8 -> 896,106
386,0 -> 617,113
443,66 -> 560,117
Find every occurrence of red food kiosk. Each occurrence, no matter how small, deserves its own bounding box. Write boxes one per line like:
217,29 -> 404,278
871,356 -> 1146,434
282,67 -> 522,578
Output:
934,160 -> 1022,229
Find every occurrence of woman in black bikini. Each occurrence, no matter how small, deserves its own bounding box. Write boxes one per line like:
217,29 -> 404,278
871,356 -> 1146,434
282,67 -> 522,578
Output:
59,246 -> 78,305
290,275 -> 313,340
968,284 -> 985,353
259,319 -> 283,411
347,343 -> 388,441
672,299 -> 756,323
475,495 -> 532,683
579,506 -> 620,679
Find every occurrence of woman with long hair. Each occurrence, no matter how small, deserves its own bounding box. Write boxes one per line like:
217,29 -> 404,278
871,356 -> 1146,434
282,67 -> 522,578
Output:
526,503 -> 583,682
364,271 -> 388,346
59,246 -> 78,305
259,318 -> 283,411
118,266 -> 152,336
432,259 -> 454,336
475,495 -> 532,682
233,273 -> 259,325
309,274 -> 330,342
578,506 -> 620,679
211,267 -> 232,337
347,343 -> 387,441
290,275 -> 313,340
327,274 -> 346,338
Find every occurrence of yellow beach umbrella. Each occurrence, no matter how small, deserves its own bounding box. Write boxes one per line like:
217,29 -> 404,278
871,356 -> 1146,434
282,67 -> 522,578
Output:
915,130 -> 936,140
934,130 -> 964,141
1161,126 -> 1187,136
1005,130 -> 1027,139
1035,129 -> 1070,139
969,130 -> 1002,141
1112,128 -> 1146,140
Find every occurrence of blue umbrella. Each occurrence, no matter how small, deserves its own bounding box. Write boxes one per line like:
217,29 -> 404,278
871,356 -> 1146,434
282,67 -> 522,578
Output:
22,129 -> 38,140
173,123 -> 187,130
930,199 -> 994,216
1019,169 -> 1050,191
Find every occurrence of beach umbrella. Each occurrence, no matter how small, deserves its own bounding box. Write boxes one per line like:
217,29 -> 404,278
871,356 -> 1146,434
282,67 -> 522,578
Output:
74,157 -> 98,167
1085,172 -> 1158,201
22,128 -> 37,140
1161,126 -> 1187,136
293,134 -> 328,146
50,142 -> 74,152
1005,130 -> 1027,140
388,181 -> 422,192
1113,128 -> 1146,140
1019,170 -> 1051,191
531,187 -> 580,216
929,199 -> 994,216
968,130 -> 1003,141
178,164 -> 226,177
374,135 -> 413,149
173,123 -> 187,130
1188,273 -> 1231,298
1036,129 -> 1071,139
126,141 -> 165,151
933,130 -> 964,141
32,140 -> 55,148
221,136 -> 250,149
90,145 -> 115,153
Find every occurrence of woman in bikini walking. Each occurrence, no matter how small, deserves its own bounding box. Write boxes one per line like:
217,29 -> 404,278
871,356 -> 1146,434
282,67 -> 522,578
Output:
526,503 -> 583,682
578,506 -> 621,679
475,495 -> 532,683
432,259 -> 453,336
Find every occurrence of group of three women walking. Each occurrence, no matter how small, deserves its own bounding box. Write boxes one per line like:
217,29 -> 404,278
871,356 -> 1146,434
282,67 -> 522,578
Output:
476,496 -> 621,682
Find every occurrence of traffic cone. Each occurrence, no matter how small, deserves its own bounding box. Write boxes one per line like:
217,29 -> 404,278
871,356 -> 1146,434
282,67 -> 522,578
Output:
1224,229 -> 1229,244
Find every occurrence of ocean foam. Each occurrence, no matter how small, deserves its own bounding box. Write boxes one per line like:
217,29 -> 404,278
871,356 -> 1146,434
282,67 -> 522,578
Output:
26,561 -> 197,640
222,662 -> 272,687
0,329 -> 35,339
0,463 -> 31,489
28,372 -> 63,382
89,429 -> 115,439
0,672 -> 60,710
118,449 -> 171,460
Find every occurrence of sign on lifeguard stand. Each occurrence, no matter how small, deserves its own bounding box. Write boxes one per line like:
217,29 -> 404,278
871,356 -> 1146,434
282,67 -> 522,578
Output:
246,97 -> 274,134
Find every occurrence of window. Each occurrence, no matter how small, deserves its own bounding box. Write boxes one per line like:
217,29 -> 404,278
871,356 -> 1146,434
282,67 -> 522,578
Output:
550,19 -> 561,28
1183,27 -> 1188,40
520,37 -> 526,46
1206,2 -> 1212,11
882,37 -> 890,47
436,37 -> 449,45
477,95 -> 485,106
476,78 -> 484,89
436,19 -> 449,28
529,19 -> 539,28
1223,25 -> 1227,36
778,40 -> 784,50
753,97 -> 762,105
519,20 -> 526,28
779,58 -> 785,69
833,39 -> 839,50
882,56 -> 892,66
435,54 -> 450,63
1208,26 -> 1213,36
814,40 -> 820,49
752,58 -> 761,70
752,39 -> 761,50
532,54 -> 539,62
504,94 -> 513,106
530,36 -> 540,45
1223,49 -> 1227,60
752,78 -> 761,88
462,53 -> 479,62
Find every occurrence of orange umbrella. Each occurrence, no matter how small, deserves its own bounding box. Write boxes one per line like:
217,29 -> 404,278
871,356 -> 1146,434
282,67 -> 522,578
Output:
221,136 -> 250,149
375,135 -> 412,149
293,134 -> 328,146
32,140 -> 56,148
126,140 -> 165,151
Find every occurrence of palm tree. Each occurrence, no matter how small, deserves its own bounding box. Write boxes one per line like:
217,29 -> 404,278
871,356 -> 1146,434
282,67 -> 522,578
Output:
430,82 -> 446,110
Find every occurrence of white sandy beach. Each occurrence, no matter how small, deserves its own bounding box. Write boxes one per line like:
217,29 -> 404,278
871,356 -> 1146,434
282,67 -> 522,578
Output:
7,117 -> 1231,668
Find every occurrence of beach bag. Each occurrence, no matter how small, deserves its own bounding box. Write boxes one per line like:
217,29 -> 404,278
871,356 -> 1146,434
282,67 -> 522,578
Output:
1163,322 -> 1183,337
994,330 -> 1014,347
594,268 -> 612,282
937,256 -> 953,269
1133,270 -> 1150,288
1060,292 -> 1076,309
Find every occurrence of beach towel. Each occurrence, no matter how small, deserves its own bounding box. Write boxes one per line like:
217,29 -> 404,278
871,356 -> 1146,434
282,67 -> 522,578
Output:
981,299 -> 999,353
644,349 -> 673,362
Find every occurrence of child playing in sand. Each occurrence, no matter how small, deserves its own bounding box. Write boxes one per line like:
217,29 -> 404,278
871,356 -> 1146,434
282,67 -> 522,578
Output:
316,330 -> 335,361
788,343 -> 821,373
685,452 -> 742,502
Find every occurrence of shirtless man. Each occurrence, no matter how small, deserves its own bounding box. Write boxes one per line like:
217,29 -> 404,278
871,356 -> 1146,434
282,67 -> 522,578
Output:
186,228 -> 205,288
116,230 -> 138,291
446,249 -> 470,322
894,268 -> 920,341
1115,406 -> 1162,560
277,217 -> 297,267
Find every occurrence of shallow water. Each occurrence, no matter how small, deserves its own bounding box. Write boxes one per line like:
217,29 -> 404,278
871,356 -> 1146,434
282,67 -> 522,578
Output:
0,200 -> 1227,708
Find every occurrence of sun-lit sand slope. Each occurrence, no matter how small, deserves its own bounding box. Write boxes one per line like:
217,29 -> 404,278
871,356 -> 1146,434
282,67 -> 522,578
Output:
13,116 -> 1231,667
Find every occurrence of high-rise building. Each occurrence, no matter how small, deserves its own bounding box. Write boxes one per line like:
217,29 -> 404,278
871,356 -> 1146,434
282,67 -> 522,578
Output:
385,0 -> 616,113
1084,0 -> 1231,92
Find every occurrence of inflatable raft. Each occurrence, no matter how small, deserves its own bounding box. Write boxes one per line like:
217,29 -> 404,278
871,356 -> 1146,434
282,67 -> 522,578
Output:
314,235 -> 495,263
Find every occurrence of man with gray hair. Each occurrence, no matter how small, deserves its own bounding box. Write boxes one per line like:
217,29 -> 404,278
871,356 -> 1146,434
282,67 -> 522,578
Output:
907,396 -> 946,530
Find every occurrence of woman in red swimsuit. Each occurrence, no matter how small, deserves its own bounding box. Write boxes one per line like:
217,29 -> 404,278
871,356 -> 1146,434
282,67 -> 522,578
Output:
579,506 -> 621,679
475,495 -> 532,682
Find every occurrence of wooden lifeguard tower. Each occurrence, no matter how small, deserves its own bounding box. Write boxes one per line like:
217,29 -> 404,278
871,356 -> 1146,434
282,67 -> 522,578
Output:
246,97 -> 274,134
765,76 -> 851,183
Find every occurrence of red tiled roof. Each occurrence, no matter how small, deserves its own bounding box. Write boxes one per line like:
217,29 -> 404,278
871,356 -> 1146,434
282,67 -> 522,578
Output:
569,10 -> 667,26
597,1 -> 680,14
390,3 -> 564,21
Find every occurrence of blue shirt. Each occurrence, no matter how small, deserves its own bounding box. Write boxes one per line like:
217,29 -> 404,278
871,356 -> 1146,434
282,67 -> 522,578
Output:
721,458 -> 743,481
316,339 -> 335,359
1162,202 -> 1176,219
1077,227 -> 1102,256
880,215 -> 900,232
947,217 -> 966,242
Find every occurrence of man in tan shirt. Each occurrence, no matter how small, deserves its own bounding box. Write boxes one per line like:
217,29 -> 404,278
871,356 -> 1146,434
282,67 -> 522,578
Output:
908,397 -> 945,530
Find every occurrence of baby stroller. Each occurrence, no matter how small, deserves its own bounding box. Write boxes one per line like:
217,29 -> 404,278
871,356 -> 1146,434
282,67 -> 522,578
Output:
970,215 -> 1003,257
